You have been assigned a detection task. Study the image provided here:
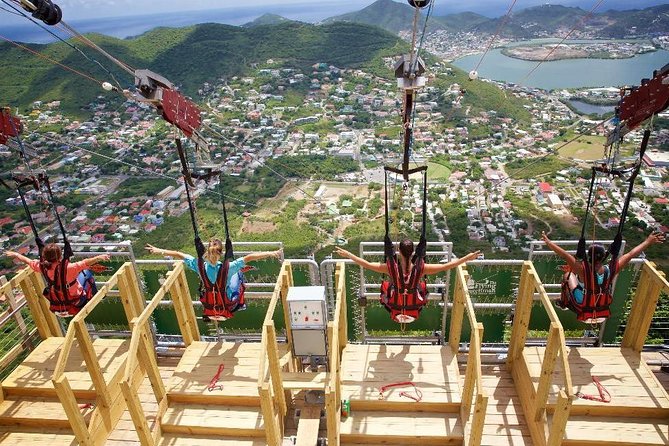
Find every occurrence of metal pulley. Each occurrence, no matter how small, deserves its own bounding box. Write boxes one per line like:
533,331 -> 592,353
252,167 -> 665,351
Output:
407,0 -> 431,8
26,0 -> 62,26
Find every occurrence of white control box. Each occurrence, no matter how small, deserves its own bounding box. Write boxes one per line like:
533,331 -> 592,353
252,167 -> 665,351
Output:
286,286 -> 327,330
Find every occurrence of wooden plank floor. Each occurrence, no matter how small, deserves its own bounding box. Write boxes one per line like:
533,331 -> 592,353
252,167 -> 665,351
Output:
524,347 -> 669,415
2,337 -> 128,397
460,362 -> 533,446
166,341 -> 287,404
14,347 -> 665,445
341,344 -> 461,408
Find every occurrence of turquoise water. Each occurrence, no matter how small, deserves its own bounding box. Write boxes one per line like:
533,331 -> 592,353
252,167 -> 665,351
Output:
453,49 -> 669,90
567,99 -> 616,116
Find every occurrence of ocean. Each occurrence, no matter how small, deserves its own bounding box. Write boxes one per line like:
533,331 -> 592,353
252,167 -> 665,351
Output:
1,2 -> 360,43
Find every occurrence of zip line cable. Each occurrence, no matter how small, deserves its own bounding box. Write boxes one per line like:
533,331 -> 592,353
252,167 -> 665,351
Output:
472,0 -> 518,74
521,0 -> 606,83
0,32 -> 105,85
30,133 -> 258,208
0,0 -> 124,90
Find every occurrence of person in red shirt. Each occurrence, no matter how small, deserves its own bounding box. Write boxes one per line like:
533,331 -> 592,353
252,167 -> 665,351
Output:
6,244 -> 110,316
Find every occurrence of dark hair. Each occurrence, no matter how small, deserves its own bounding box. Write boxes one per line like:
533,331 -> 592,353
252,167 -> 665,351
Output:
587,244 -> 607,264
40,243 -> 61,269
398,239 -> 414,270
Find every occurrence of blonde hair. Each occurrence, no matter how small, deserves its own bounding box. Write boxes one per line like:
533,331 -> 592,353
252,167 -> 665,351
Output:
204,238 -> 223,264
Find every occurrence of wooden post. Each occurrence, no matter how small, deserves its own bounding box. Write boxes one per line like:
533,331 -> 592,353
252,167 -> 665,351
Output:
622,262 -> 669,352
19,274 -> 56,339
448,267 -> 465,351
172,268 -> 200,344
73,320 -> 111,410
259,383 -> 282,446
120,379 -> 155,446
535,324 -> 560,421
468,392 -> 488,446
0,276 -> 29,338
547,390 -> 571,446
266,324 -> 287,416
335,263 -> 348,353
138,324 -> 166,404
281,263 -> 294,352
507,262 -> 533,364
54,375 -> 93,445
326,382 -> 340,446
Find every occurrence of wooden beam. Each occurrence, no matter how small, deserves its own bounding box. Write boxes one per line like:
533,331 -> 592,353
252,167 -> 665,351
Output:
120,379 -> 155,446
535,324 -> 560,421
326,383 -> 340,446
546,390 -> 571,446
468,392 -> 488,446
259,383 -> 282,446
53,375 -> 93,445
266,324 -> 287,416
0,276 -> 29,340
18,275 -> 53,339
295,405 -> 321,446
74,320 -> 111,410
508,262 -> 533,364
281,263 -> 294,355
448,266 -> 466,351
622,261 -> 667,352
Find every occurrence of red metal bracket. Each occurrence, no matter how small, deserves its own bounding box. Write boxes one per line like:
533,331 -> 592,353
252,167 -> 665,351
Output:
618,64 -> 669,130
0,109 -> 23,144
161,89 -> 202,138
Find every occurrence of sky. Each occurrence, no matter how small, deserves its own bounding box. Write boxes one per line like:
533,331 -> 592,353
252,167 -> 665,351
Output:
2,0 -> 668,22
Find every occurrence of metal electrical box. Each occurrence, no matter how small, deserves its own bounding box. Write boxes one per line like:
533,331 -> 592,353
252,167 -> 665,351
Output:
286,286 -> 328,357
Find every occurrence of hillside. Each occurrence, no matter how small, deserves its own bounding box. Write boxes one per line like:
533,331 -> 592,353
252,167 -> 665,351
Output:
0,22 -> 401,113
322,0 -> 439,33
243,13 -> 292,28
323,1 -> 669,38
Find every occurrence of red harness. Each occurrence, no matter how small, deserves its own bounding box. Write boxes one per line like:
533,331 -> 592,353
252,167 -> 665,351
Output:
40,259 -> 92,317
197,258 -> 245,320
381,257 -> 428,323
559,259 -> 618,322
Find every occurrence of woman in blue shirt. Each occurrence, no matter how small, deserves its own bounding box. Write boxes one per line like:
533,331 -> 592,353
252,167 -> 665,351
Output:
145,239 -> 282,302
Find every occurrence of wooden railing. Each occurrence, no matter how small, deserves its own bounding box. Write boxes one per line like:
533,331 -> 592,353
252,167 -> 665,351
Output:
325,262 -> 347,446
119,262 -> 188,446
50,262 -> 145,446
258,261 -> 293,446
622,260 -> 669,353
448,265 -> 488,446
507,261 -> 573,446
0,269 -> 57,377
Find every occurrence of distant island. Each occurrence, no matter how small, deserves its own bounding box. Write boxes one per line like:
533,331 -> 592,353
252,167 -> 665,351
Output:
501,41 -> 658,61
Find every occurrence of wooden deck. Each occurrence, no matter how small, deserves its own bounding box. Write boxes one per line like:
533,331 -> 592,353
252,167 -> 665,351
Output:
2,337 -> 128,399
341,344 -> 462,412
524,346 -> 669,418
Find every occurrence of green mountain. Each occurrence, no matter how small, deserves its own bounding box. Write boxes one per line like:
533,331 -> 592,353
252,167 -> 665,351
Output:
322,0 -> 448,33
599,5 -> 669,38
243,13 -> 292,28
323,1 -> 669,39
0,22 -> 402,113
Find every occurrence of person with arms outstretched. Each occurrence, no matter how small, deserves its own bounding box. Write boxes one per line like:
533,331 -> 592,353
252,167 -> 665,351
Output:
146,240 -> 282,320
6,243 -> 110,317
336,239 -> 480,323
541,230 -> 665,322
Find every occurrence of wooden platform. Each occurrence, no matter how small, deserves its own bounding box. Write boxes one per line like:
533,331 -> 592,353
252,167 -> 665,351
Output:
166,341 -> 287,406
341,344 -> 462,413
2,337 -> 128,399
524,347 -> 669,418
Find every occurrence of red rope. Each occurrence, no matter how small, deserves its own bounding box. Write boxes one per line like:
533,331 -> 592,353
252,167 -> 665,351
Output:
207,364 -> 225,392
379,381 -> 423,402
576,376 -> 611,403
79,403 -> 94,410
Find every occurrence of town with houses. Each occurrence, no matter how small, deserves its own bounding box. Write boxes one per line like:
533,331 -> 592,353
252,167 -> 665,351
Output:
1,39 -> 668,275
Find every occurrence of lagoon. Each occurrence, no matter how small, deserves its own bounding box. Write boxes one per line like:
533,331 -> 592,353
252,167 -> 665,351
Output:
453,48 -> 669,90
